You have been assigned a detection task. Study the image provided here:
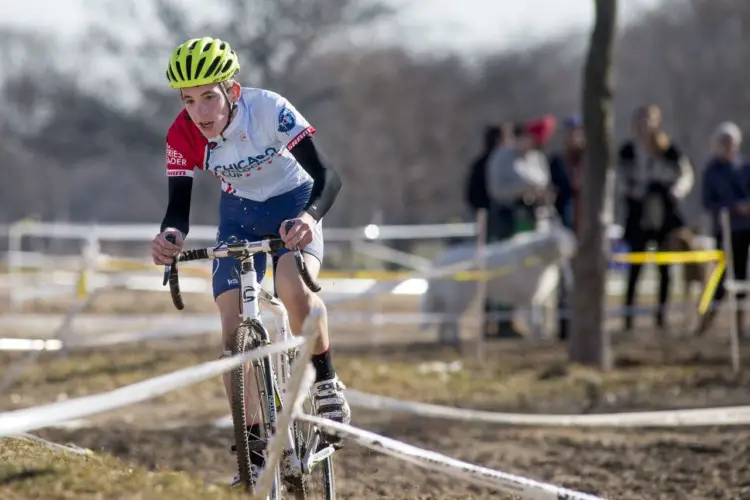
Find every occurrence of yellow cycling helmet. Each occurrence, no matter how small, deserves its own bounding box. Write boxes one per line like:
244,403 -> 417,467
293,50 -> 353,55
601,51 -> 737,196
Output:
166,37 -> 240,89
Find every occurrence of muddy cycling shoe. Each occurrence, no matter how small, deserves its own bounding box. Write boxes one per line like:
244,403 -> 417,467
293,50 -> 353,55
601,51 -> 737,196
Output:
312,375 -> 351,443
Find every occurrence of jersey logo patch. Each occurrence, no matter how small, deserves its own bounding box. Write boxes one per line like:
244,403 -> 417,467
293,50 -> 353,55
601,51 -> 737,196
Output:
212,147 -> 279,178
166,144 -> 188,167
277,106 -> 296,134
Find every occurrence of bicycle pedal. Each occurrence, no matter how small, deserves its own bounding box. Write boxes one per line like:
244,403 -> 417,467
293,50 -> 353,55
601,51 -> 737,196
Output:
328,441 -> 344,451
319,433 -> 344,449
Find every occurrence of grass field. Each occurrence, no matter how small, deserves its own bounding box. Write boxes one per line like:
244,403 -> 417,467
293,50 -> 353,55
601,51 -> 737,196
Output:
0,438 -> 247,500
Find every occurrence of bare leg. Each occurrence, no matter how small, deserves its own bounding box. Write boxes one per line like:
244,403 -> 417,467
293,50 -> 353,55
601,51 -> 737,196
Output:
216,289 -> 260,427
274,252 -> 328,353
275,251 -> 351,428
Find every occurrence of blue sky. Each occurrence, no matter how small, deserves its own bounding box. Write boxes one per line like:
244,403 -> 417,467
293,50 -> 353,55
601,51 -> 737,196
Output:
3,0 -> 665,54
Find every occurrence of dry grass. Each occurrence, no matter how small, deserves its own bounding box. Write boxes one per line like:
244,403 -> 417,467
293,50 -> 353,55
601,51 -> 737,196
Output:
0,438 -> 245,500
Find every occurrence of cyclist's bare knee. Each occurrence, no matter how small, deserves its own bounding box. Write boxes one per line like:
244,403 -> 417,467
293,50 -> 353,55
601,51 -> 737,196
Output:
275,252 -> 323,332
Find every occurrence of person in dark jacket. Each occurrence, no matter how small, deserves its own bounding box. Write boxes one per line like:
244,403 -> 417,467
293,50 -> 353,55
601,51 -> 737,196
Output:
697,121 -> 750,337
466,125 -> 501,212
549,116 -> 585,233
616,104 -> 695,331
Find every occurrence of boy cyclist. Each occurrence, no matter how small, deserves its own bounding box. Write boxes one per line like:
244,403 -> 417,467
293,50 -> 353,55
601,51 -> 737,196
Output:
150,37 -> 351,487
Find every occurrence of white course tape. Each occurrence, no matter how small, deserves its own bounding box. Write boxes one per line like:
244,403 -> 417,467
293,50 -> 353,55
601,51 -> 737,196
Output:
324,255 -> 488,307
65,322 -> 217,348
297,413 -> 603,500
0,338 -> 64,352
255,341 -> 318,497
347,390 -> 750,427
0,336 -> 305,437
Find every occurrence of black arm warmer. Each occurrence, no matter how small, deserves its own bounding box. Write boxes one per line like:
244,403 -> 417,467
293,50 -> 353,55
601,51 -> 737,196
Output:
289,136 -> 342,221
160,176 -> 193,236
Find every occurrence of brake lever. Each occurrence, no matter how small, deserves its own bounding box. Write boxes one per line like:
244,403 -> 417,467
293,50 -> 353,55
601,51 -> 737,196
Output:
162,234 -> 178,286
283,220 -> 321,292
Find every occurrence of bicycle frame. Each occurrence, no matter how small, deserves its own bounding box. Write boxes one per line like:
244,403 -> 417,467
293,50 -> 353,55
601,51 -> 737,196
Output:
237,254 -> 294,386
239,254 -> 281,457
206,240 -> 303,407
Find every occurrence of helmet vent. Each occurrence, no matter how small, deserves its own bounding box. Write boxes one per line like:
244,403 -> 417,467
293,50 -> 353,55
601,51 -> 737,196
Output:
195,57 -> 206,78
205,56 -> 221,77
185,55 -> 193,79
174,61 -> 185,81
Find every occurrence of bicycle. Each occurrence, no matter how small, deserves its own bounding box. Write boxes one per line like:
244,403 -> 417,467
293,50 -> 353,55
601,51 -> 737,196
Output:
162,235 -> 337,499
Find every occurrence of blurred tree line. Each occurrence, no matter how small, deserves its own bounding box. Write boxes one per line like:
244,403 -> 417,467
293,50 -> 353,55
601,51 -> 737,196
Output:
1,0 -> 746,231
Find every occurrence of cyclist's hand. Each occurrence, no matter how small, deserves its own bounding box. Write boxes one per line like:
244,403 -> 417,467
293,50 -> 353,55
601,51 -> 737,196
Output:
151,230 -> 184,265
280,213 -> 316,250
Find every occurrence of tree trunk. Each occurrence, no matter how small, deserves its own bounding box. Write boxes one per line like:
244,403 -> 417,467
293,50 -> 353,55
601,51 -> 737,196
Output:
569,0 -> 617,369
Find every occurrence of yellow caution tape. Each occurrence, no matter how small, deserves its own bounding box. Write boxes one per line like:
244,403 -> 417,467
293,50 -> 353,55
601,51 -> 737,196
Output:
610,250 -> 724,265
698,259 -> 726,315
87,248 -> 729,319
86,250 -> 729,311
75,269 -> 88,300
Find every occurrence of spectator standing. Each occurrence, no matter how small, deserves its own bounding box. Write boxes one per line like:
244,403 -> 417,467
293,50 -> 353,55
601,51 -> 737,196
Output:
697,122 -> 750,337
485,120 -> 554,338
464,124 -> 519,338
616,105 -> 695,331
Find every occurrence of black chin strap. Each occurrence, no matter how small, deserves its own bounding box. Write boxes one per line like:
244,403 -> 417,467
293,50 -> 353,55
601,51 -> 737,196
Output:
218,85 -> 238,141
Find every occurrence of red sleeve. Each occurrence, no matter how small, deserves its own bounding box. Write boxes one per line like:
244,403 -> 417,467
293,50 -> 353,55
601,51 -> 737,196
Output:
165,110 -> 208,178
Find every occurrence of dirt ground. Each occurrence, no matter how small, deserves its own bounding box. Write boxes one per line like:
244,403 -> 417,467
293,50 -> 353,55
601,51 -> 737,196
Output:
2,292 -> 750,499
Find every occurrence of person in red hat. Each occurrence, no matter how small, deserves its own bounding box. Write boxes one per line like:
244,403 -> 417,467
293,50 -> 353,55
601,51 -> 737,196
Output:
526,115 -> 558,150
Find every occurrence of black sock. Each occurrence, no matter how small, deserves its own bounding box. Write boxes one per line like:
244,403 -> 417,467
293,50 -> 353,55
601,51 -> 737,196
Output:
311,348 -> 335,382
246,424 -> 265,468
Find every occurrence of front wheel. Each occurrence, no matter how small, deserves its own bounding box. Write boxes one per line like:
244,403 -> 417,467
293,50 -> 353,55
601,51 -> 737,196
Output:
230,320 -> 281,497
230,321 -> 255,493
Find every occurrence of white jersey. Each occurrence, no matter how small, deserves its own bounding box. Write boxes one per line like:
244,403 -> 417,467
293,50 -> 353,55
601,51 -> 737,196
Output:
165,87 -> 315,201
